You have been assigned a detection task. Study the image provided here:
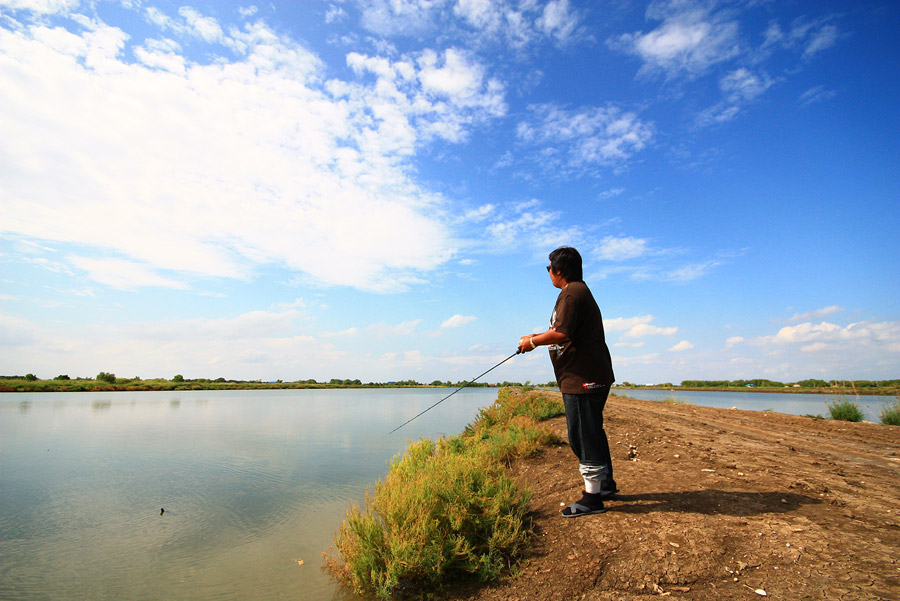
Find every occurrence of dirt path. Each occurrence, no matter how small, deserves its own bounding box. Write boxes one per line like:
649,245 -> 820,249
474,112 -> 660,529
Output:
448,394 -> 900,601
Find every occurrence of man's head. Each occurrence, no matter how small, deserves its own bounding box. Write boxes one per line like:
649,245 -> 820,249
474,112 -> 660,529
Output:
548,246 -> 583,282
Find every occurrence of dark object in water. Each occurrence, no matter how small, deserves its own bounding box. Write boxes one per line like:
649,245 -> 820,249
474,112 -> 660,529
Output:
160,508 -> 165,515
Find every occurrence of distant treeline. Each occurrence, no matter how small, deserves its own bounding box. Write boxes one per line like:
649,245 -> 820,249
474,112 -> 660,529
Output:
0,374 -> 555,393
617,379 -> 900,393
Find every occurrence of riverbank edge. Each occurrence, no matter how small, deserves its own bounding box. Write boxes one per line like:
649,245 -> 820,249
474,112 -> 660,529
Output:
323,387 -> 566,599
3,378 -> 897,396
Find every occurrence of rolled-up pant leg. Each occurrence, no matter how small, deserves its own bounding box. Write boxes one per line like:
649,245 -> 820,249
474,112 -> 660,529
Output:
563,389 -> 616,493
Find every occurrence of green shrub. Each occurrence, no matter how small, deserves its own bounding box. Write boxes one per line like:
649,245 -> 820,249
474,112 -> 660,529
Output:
881,398 -> 900,426
827,398 -> 864,422
325,388 -> 563,599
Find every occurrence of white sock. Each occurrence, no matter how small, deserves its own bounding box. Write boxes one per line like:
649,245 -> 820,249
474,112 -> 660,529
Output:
584,477 -> 601,494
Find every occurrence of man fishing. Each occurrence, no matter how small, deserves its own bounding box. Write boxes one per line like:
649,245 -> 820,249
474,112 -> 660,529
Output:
517,246 -> 618,517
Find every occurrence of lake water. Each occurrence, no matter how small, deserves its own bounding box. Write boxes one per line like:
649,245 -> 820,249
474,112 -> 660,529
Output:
3,387 -> 896,601
613,388 -> 897,422
0,388 -> 501,601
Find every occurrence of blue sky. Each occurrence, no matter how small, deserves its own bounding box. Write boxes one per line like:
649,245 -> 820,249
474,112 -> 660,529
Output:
1,0 -> 898,385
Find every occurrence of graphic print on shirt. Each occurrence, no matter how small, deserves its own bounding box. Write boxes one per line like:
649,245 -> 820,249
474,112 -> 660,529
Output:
549,307 -> 566,358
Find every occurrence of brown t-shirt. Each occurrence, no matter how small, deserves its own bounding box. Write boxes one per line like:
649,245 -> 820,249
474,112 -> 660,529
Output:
548,281 -> 615,394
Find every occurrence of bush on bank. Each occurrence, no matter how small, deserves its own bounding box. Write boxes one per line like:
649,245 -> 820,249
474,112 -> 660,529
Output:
324,387 -> 564,599
881,398 -> 900,426
827,398 -> 865,422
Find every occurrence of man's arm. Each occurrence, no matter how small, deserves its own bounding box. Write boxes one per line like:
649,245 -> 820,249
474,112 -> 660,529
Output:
518,328 -> 568,353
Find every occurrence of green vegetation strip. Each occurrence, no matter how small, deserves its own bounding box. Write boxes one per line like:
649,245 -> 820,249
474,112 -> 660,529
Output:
323,387 -> 564,599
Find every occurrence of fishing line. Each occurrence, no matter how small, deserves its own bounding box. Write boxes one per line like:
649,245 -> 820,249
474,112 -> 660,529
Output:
388,350 -> 520,435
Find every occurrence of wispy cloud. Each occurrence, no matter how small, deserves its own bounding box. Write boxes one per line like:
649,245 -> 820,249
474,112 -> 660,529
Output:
441,314 -> 477,329
361,0 -> 584,48
535,0 -> 582,45
367,319 -> 422,338
609,1 -> 740,80
68,257 -> 189,291
482,200 -> 570,251
696,67 -> 776,126
787,305 -> 843,323
798,85 -> 836,107
0,6 -> 499,293
595,236 -> 649,261
516,103 -> 654,175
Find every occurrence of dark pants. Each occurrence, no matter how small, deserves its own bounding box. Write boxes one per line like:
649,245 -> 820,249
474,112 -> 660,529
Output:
563,389 -> 616,491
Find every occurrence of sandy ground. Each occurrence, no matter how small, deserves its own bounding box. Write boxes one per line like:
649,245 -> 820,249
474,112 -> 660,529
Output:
446,393 -> 900,601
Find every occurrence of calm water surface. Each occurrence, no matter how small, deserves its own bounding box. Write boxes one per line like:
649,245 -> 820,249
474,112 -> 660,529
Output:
613,388 -> 896,421
0,388 -> 500,601
4,387 -> 896,600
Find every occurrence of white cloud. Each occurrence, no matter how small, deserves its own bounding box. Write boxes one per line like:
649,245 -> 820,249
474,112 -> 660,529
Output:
68,256 -> 189,290
454,0 -> 501,32
610,3 -> 740,79
669,340 -> 694,352
760,320 -> 900,355
595,236 -> 648,261
605,315 -> 677,339
597,187 -> 625,200
516,104 -> 653,174
0,7 -> 491,293
613,341 -> 645,349
725,336 -> 744,347
0,305 -> 326,380
359,0 -> 438,37
359,0 -> 578,49
367,319 -> 422,338
761,16 -> 840,60
441,314 -> 476,328
345,46 -> 506,144
801,342 -> 827,353
802,23 -> 838,59
0,0 -> 78,14
625,323 -> 679,338
798,85 -> 836,107
535,0 -> 580,44
482,200 -> 568,250
177,7 -> 223,43
323,327 -> 359,338
787,305 -> 842,323
665,260 -> 722,282
696,67 -> 776,126
325,5 -> 348,24
605,315 -> 654,331
23,256 -> 73,274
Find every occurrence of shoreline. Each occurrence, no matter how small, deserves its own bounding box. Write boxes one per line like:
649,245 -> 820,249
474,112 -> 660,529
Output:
2,379 -> 897,396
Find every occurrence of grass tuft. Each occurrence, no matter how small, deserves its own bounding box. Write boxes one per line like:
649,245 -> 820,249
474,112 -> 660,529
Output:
827,398 -> 865,422
662,397 -> 686,405
323,388 -> 564,599
881,398 -> 900,426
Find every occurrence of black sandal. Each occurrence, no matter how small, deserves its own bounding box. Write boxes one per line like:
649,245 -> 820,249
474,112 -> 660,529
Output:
561,492 -> 607,517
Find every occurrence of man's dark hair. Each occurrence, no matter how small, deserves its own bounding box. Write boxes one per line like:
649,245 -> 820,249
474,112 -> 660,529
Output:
549,246 -> 583,282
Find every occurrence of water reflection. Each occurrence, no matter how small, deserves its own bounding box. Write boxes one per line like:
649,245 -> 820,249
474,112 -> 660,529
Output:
0,388 -> 499,601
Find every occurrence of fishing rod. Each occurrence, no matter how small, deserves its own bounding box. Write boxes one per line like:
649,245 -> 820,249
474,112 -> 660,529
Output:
388,350 -> 521,434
